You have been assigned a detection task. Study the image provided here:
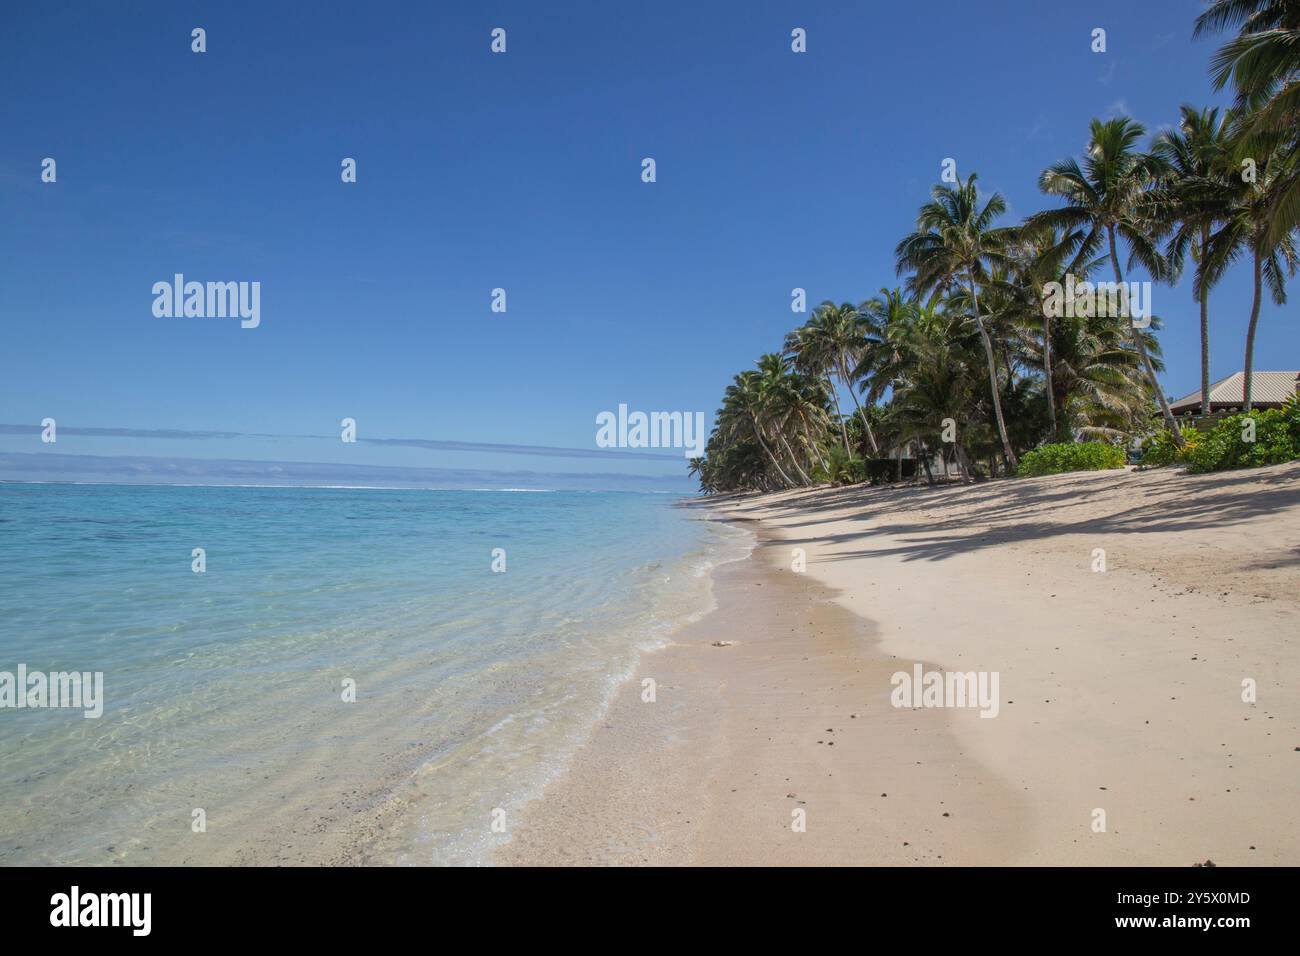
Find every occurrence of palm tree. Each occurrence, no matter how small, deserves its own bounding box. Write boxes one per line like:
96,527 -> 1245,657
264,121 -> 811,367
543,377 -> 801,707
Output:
695,435 -> 774,494
1022,302 -> 1158,440
885,300 -> 985,482
755,352 -> 818,485
784,372 -> 835,474
1152,105 -> 1234,417
1195,1 -> 1300,243
1029,117 -> 1185,445
986,225 -> 1094,442
1195,1 -> 1300,408
856,288 -> 914,407
1198,135 -> 1299,409
719,371 -> 795,487
784,301 -> 878,455
785,308 -> 848,454
895,173 -> 1019,468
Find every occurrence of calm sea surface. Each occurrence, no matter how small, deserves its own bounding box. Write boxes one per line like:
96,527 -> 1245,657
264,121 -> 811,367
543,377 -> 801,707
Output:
0,483 -> 751,864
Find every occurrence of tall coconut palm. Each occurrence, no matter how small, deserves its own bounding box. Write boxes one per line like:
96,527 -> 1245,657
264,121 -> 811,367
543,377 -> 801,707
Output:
1028,117 -> 1185,444
1195,1 -> 1300,244
783,372 -> 835,474
755,352 -> 816,484
1195,0 -> 1300,408
856,288 -> 915,408
784,301 -> 878,455
983,224 -> 1093,442
1197,134 -> 1299,409
719,371 -> 795,488
785,308 -> 849,454
1195,0 -> 1300,134
895,173 -> 1019,468
1021,300 -> 1158,440
1152,105 -> 1235,417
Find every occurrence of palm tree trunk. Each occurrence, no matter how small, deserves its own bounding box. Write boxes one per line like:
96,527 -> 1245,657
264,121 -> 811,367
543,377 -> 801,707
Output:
966,272 -> 1018,468
1243,245 -> 1264,412
827,376 -> 851,454
1198,225 -> 1212,419
919,441 -> 936,485
954,441 -> 973,482
839,357 -> 879,455
808,436 -> 829,474
750,415 -> 794,487
1108,228 -> 1184,445
777,432 -> 812,485
1043,308 -> 1056,439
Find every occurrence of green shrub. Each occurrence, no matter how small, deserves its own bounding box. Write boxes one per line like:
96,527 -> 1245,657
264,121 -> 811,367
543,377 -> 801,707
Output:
1140,427 -> 1199,467
1185,409 -> 1300,473
1286,394 -> 1300,440
813,447 -> 867,486
1016,441 -> 1126,478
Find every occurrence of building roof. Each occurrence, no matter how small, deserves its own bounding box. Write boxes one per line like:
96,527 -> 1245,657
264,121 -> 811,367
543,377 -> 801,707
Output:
1169,371 -> 1299,412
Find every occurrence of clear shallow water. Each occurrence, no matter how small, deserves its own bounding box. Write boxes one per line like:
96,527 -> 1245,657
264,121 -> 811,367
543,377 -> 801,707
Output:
0,483 -> 751,865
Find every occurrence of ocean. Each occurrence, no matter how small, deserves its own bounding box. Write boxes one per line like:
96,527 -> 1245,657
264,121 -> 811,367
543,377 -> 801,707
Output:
0,483 -> 751,865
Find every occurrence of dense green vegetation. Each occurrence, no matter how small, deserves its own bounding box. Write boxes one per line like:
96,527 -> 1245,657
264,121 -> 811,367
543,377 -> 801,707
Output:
1016,442 -> 1126,478
691,2 -> 1299,494
1140,427 -> 1200,467
1185,400 -> 1300,472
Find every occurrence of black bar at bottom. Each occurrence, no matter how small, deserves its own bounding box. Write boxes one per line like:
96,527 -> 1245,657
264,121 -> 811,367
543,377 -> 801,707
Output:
0,865 -> 1284,941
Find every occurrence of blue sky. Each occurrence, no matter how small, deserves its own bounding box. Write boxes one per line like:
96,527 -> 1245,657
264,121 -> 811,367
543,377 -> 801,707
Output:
1,0 -> 1291,490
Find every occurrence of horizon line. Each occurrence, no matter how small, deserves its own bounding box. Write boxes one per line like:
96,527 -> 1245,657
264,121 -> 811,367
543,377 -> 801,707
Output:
0,423 -> 689,462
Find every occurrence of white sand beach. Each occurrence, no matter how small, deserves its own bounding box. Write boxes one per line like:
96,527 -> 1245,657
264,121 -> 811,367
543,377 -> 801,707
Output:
499,462 -> 1300,865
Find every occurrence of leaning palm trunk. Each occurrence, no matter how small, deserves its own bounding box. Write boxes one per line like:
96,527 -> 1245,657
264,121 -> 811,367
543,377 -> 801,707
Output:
839,357 -> 879,455
1243,246 -> 1264,412
826,376 -> 851,454
806,434 -> 829,474
776,432 -> 812,485
1108,228 -> 1183,445
953,441 -> 973,482
966,273 -> 1018,468
1198,224 -> 1212,418
750,416 -> 795,487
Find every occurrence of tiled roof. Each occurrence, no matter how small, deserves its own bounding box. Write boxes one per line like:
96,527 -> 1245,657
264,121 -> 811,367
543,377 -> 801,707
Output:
1169,371 -> 1299,411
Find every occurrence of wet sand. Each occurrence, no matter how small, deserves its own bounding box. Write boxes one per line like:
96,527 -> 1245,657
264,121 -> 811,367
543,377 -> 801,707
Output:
497,523 -> 1027,865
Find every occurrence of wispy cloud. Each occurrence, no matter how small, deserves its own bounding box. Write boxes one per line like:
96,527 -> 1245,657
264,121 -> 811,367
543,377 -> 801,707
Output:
1105,98 -> 1132,119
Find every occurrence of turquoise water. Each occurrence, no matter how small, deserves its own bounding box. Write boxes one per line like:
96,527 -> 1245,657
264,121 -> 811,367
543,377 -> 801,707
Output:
0,483 -> 750,865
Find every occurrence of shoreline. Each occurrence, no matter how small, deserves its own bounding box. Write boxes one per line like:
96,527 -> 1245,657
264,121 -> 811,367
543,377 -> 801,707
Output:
498,463 -> 1300,865
496,512 -> 1027,865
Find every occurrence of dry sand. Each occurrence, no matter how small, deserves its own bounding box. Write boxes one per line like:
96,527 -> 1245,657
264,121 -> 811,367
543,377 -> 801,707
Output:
497,462 -> 1300,866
